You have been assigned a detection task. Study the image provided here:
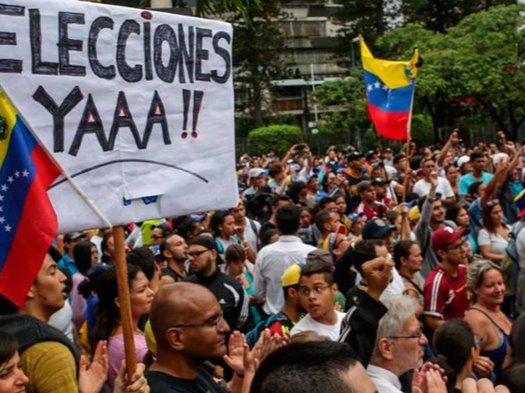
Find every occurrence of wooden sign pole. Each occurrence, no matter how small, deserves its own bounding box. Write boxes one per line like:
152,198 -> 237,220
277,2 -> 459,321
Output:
112,226 -> 137,384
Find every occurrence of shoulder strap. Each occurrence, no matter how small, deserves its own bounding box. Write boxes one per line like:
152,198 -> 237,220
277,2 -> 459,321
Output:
249,218 -> 259,235
469,307 -> 507,335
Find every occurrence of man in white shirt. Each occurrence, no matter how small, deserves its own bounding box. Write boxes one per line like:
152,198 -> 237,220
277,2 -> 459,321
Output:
290,257 -> 345,341
413,157 -> 455,206
367,295 -> 428,392
253,205 -> 316,315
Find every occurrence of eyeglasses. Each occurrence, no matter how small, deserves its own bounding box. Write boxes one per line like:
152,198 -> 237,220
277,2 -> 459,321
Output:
388,329 -> 425,340
187,249 -> 209,258
171,314 -> 225,329
298,284 -> 331,297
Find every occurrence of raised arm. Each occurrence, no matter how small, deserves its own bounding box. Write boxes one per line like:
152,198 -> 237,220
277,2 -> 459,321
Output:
437,130 -> 459,168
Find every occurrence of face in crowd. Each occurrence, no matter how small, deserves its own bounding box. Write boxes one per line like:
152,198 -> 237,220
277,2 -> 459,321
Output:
431,199 -> 445,223
0,351 -> 28,393
29,254 -> 68,316
129,271 -> 155,320
298,271 -> 337,320
164,234 -> 188,262
219,214 -> 237,238
437,236 -> 469,265
188,244 -> 216,275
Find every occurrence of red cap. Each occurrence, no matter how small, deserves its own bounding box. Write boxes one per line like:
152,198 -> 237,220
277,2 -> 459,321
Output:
431,226 -> 469,252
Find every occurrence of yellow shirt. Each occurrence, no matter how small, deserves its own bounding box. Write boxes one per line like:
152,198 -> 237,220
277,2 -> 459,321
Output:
20,341 -> 78,393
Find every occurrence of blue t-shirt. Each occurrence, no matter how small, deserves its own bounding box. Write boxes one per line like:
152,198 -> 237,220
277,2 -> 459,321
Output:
459,172 -> 493,195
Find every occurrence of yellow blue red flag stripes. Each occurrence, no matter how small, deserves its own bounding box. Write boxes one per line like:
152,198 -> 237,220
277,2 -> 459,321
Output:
0,91 -> 61,307
360,36 -> 419,140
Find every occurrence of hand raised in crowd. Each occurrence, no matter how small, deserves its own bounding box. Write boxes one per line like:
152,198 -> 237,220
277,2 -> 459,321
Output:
361,256 -> 394,300
78,340 -> 108,393
472,355 -> 494,378
449,130 -> 459,145
114,362 -> 150,393
462,378 -> 509,393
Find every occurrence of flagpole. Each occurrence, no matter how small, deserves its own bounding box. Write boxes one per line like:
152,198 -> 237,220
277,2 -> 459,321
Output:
399,82 -> 415,240
0,86 -> 113,229
402,81 -> 416,203
0,86 -> 138,381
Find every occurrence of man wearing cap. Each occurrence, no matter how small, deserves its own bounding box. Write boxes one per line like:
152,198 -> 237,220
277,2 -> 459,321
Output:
354,180 -> 387,221
254,205 -> 316,315
344,151 -> 369,190
184,235 -> 249,331
245,263 -> 304,346
423,226 -> 469,333
382,147 -> 394,167
360,220 -> 406,301
413,157 -> 455,206
243,167 -> 267,198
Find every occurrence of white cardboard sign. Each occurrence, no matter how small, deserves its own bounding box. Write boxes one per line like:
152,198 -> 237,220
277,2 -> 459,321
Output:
0,0 -> 238,232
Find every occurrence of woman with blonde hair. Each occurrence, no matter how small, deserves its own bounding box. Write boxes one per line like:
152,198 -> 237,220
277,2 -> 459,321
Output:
464,260 -> 513,380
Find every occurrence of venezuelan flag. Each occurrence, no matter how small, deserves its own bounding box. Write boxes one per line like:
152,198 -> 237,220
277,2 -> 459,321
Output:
0,91 -> 61,307
360,36 -> 419,140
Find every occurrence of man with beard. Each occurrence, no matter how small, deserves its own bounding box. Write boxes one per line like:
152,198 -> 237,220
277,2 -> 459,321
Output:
160,234 -> 189,284
415,172 -> 447,277
184,236 -> 249,331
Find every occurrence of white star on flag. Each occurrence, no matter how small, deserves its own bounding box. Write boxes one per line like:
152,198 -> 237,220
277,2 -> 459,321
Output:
22,170 -> 29,177
374,82 -> 380,89
367,85 -> 373,92
7,176 -> 13,183
4,224 -> 11,232
14,171 -> 20,178
0,195 -> 4,202
1,185 -> 6,192
0,206 -> 3,212
0,217 -> 4,224
382,85 -> 388,90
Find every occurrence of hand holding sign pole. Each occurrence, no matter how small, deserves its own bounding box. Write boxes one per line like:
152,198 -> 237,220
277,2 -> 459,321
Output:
0,0 -> 238,384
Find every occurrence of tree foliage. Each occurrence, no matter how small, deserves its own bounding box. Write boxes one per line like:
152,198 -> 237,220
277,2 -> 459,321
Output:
401,0 -> 513,33
379,5 -> 525,139
247,124 -> 302,156
229,1 -> 285,126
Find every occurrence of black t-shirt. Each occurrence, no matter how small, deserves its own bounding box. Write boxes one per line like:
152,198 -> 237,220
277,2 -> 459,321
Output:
146,369 -> 228,393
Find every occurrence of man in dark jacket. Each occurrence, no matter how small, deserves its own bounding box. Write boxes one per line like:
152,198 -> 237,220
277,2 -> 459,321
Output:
185,236 -> 249,331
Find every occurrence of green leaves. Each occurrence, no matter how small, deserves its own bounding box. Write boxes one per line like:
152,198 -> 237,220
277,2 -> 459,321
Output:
247,124 -> 302,156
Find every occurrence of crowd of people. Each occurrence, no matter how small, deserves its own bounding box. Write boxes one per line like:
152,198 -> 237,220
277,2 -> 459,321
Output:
2,130 -> 525,392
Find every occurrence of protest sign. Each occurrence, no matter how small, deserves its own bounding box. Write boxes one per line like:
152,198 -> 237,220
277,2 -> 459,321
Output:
0,0 -> 238,233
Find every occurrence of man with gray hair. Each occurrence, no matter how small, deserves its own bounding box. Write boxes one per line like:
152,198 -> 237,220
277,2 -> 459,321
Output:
367,295 -> 428,392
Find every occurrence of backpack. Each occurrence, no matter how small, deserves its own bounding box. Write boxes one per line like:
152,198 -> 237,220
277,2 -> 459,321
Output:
503,220 -> 525,313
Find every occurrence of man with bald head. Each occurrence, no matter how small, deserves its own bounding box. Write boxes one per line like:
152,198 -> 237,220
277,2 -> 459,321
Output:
146,282 -> 230,392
